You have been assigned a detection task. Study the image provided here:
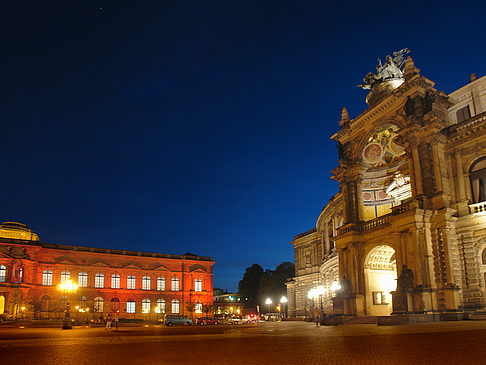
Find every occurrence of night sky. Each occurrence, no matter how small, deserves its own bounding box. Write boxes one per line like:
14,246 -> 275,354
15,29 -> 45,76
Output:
2,1 -> 485,291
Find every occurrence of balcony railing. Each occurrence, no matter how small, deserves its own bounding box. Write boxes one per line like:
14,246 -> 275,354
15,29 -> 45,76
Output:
469,201 -> 486,214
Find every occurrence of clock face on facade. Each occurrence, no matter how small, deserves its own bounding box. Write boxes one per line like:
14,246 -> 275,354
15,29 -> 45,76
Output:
361,125 -> 404,167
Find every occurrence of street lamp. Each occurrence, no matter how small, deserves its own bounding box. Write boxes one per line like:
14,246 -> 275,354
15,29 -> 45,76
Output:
58,280 -> 78,330
265,298 -> 272,316
316,285 -> 325,310
155,306 -> 161,324
280,296 -> 288,318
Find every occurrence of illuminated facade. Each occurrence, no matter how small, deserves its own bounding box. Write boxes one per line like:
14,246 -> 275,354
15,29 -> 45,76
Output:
0,222 -> 214,321
287,52 -> 486,321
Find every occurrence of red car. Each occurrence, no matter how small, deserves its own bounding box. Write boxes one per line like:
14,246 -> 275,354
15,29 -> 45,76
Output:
196,317 -> 219,325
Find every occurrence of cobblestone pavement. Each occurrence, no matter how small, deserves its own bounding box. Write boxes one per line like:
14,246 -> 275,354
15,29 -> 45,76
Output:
1,320 -> 486,364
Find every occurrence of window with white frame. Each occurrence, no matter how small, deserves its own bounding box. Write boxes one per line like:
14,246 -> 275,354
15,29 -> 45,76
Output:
111,274 -> 120,289
195,278 -> 202,291
157,277 -> 165,291
171,277 -> 179,291
127,275 -> 136,289
195,300 -> 202,313
19,268 -> 23,283
157,299 -> 165,313
94,297 -> 104,312
95,273 -> 104,288
142,276 -> 151,290
171,299 -> 179,313
142,298 -> 150,313
60,271 -> 70,284
78,272 -> 88,287
0,265 -> 6,282
42,270 -> 53,286
126,300 -> 135,314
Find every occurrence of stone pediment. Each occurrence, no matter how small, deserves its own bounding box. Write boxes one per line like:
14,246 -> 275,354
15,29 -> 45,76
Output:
150,263 -> 169,271
121,262 -> 142,269
89,260 -> 111,267
54,256 -> 78,265
189,264 -> 207,272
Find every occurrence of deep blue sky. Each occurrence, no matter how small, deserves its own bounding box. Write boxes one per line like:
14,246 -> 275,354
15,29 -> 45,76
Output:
1,1 -> 485,291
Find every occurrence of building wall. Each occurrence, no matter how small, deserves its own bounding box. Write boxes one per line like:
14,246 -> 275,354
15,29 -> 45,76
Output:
287,56 -> 486,318
0,228 -> 214,321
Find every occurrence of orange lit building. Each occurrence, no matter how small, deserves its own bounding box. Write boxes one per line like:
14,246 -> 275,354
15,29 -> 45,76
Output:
0,222 -> 214,321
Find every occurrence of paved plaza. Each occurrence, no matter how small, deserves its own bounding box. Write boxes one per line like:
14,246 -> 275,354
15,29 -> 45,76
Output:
0,320 -> 485,364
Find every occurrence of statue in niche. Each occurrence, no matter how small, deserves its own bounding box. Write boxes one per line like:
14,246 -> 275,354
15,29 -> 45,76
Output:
393,265 -> 414,314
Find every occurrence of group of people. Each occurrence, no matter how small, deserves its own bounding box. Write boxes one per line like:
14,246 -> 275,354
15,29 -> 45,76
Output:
102,314 -> 119,331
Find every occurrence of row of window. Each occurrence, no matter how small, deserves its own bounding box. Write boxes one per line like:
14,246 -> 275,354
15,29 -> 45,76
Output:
0,265 -> 22,283
39,295 -> 204,314
41,270 -> 203,291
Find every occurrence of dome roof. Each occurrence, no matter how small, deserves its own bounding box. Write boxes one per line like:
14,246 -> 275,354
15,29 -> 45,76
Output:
0,222 -> 40,241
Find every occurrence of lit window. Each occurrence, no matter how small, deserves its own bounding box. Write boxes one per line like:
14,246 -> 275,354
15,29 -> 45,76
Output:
195,301 -> 202,313
60,271 -> 70,284
171,278 -> 179,291
111,274 -> 120,289
111,298 -> 120,312
171,299 -> 179,314
42,270 -> 53,286
127,275 -> 136,290
94,297 -> 104,312
372,291 -> 389,305
0,265 -> 6,282
157,299 -> 165,313
142,299 -> 150,313
126,300 -> 135,314
195,279 -> 202,292
81,296 -> 87,309
95,273 -> 104,288
78,272 -> 88,287
19,268 -> 23,283
142,276 -> 151,290
157,277 -> 165,291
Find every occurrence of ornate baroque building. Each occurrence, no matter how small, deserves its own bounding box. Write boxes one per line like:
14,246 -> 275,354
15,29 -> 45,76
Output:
0,222 -> 214,321
287,50 -> 486,321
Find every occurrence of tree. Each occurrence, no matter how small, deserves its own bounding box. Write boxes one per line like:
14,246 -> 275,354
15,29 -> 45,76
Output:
258,262 -> 295,308
202,303 -> 214,317
238,264 -> 264,307
27,296 -> 42,320
185,302 -> 195,321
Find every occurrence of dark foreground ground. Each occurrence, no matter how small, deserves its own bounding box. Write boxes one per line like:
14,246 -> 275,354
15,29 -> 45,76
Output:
1,320 -> 486,364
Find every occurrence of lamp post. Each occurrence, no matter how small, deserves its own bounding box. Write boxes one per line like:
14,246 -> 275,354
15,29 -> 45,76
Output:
280,296 -> 288,319
265,298 -> 272,318
155,306 -> 161,324
307,288 -> 316,320
58,280 -> 78,330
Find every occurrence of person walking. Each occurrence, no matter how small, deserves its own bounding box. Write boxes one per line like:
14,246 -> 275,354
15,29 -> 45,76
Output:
105,314 -> 112,330
114,314 -> 119,331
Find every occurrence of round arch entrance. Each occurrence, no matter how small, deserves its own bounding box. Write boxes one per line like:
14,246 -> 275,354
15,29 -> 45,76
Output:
364,245 -> 397,316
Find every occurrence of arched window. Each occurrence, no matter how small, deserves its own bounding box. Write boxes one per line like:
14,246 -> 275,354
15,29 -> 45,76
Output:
0,295 -> 4,315
195,300 -> 202,313
78,272 -> 88,287
171,277 -> 180,291
95,273 -> 104,288
482,248 -> 486,265
470,158 -> 486,203
41,295 -> 51,312
126,299 -> 136,314
142,299 -> 150,313
0,265 -> 6,282
42,270 -> 53,286
171,299 -> 179,314
111,298 -> 120,312
195,278 -> 202,291
127,275 -> 136,289
142,276 -> 151,290
94,297 -> 104,312
157,277 -> 165,291
111,274 -> 120,289
157,299 -> 165,313
60,271 -> 70,284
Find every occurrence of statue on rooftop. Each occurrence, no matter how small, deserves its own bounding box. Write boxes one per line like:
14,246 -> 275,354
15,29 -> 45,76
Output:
358,48 -> 410,90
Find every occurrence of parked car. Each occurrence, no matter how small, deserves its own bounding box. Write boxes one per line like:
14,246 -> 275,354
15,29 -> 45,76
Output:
196,317 -> 219,325
164,315 -> 192,326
